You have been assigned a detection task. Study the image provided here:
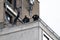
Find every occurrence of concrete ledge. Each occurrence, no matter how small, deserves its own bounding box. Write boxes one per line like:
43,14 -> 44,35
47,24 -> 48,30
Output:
39,18 -> 60,40
0,21 -> 39,36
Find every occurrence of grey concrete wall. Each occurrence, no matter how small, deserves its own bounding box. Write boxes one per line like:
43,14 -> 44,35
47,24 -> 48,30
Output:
0,0 -> 5,28
0,27 -> 39,40
0,0 -> 4,22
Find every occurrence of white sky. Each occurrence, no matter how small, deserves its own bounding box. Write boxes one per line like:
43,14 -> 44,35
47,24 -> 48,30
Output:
39,0 -> 60,36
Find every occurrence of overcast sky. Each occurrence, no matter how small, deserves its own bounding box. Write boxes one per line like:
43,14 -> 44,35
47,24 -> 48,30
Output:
39,0 -> 60,36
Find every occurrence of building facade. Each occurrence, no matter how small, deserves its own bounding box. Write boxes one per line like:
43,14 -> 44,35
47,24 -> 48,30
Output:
0,0 -> 60,40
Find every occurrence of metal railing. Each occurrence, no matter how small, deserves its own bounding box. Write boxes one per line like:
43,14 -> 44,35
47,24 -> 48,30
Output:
5,1 -> 13,9
4,1 -> 23,23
